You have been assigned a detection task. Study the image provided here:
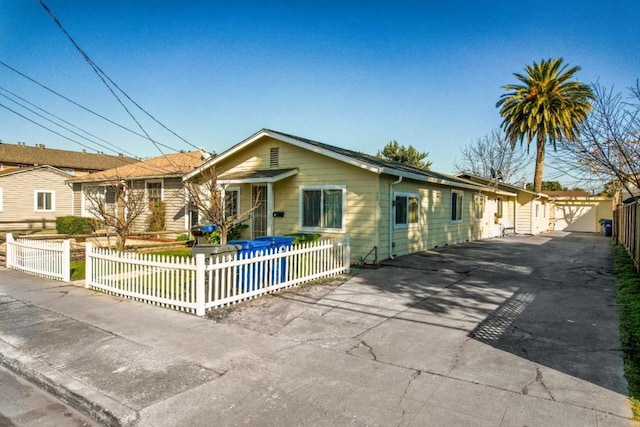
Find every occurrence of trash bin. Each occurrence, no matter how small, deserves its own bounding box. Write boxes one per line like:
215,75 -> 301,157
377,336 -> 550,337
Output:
190,244 -> 238,261
601,219 -> 612,237
255,236 -> 295,284
227,239 -> 272,291
191,223 -> 218,245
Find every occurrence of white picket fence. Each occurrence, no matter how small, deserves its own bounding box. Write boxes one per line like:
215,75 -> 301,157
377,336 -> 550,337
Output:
5,233 -> 71,282
85,237 -> 350,316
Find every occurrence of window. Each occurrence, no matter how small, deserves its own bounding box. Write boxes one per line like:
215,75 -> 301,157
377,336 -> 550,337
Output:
394,192 -> 419,227
146,181 -> 163,206
474,194 -> 485,221
451,190 -> 463,223
300,185 -> 346,232
496,197 -> 503,219
224,188 -> 239,219
34,190 -> 54,212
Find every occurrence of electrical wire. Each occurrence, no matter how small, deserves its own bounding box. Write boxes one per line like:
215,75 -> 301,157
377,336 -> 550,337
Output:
0,86 -> 140,161
38,0 -> 200,163
0,96 -> 205,176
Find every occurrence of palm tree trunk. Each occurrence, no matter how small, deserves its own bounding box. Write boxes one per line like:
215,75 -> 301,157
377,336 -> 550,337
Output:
533,134 -> 545,193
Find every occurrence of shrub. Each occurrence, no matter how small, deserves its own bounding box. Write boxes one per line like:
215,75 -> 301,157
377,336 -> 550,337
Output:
55,216 -> 94,235
207,223 -> 249,244
146,201 -> 166,232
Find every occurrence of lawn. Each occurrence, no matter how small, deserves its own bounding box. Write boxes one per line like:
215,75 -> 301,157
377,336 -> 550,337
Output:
70,247 -> 193,281
613,243 -> 640,419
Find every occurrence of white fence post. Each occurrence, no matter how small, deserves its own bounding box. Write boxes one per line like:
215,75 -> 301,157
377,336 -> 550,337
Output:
6,233 -> 14,268
62,239 -> 71,282
195,253 -> 205,316
85,242 -> 93,288
344,234 -> 351,274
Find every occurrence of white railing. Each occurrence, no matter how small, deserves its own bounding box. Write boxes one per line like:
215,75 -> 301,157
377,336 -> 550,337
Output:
85,237 -> 350,316
5,233 -> 71,282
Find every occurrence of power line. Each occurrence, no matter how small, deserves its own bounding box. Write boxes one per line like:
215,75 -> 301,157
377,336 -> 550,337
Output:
0,86 -> 140,160
0,96 -> 200,176
0,101 -> 107,154
0,60 -> 150,142
38,0 -> 201,157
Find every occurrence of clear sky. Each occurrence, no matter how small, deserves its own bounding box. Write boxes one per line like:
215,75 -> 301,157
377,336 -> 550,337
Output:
1,1 -> 638,186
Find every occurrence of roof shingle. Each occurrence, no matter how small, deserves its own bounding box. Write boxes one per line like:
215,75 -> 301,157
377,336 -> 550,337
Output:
0,142 -> 138,171
68,151 -> 208,182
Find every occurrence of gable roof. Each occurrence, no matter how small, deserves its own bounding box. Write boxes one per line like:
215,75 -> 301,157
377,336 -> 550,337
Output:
185,129 -> 488,191
0,142 -> 138,171
68,151 -> 207,183
0,165 -> 74,179
455,173 -> 551,199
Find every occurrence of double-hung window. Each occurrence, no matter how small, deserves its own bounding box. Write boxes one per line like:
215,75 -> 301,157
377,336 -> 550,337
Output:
451,190 -> 463,223
394,192 -> 419,227
300,185 -> 346,232
146,181 -> 163,207
34,190 -> 54,212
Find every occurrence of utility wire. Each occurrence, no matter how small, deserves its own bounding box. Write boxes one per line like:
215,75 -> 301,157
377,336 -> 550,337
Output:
1,101 -> 106,153
0,61 -> 149,142
38,0 -> 200,157
0,93 -> 202,175
0,86 -> 140,161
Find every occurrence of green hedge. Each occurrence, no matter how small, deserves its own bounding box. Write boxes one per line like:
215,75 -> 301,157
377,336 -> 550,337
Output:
55,216 -> 95,235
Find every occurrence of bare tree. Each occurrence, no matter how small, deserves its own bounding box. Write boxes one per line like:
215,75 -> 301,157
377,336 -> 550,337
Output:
82,179 -> 148,251
183,167 -> 261,244
454,129 -> 533,183
548,82 -> 640,199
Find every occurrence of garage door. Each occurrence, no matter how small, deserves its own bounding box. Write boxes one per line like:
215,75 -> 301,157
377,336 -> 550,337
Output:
554,204 -> 597,232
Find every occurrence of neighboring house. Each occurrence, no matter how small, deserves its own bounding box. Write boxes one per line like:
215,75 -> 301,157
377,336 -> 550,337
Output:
543,191 -> 613,233
185,129 -> 514,263
68,151 -> 208,235
456,173 -> 554,235
0,166 -> 74,230
0,141 -> 137,176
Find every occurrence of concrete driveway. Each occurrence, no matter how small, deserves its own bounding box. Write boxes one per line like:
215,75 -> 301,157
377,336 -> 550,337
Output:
215,231 -> 631,425
0,231 -> 635,426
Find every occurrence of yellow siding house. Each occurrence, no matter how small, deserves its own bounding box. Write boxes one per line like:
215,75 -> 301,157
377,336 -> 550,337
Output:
185,129 -> 514,264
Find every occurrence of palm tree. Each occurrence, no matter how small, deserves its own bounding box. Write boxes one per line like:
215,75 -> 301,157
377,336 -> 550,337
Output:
496,58 -> 594,193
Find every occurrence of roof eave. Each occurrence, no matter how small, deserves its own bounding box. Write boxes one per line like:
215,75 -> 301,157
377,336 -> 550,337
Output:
380,167 -> 488,191
183,129 -> 384,181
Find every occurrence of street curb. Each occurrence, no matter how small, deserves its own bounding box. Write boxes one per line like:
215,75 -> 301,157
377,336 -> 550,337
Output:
0,340 -> 139,426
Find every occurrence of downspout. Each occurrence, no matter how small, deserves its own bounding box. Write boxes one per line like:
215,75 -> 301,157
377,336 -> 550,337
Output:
389,176 -> 403,260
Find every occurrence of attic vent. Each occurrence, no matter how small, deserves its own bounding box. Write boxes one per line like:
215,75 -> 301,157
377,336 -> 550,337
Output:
270,147 -> 279,167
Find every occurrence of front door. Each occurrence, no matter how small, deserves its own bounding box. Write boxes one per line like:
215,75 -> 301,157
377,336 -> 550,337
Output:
252,185 -> 268,238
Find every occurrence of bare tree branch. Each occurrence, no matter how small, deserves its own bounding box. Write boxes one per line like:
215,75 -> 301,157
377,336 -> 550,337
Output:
183,167 -> 261,244
454,129 -> 533,184
82,178 -> 148,250
550,81 -> 640,200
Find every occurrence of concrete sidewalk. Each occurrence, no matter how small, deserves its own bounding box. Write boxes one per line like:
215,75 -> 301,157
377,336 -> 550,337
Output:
0,232 -> 637,426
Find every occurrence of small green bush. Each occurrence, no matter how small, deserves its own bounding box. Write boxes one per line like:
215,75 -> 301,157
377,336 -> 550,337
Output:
175,234 -> 190,241
207,223 -> 249,244
55,216 -> 94,235
146,201 -> 166,232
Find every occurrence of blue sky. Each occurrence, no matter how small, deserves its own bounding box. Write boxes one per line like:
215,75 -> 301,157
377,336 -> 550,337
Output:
1,1 -> 638,186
